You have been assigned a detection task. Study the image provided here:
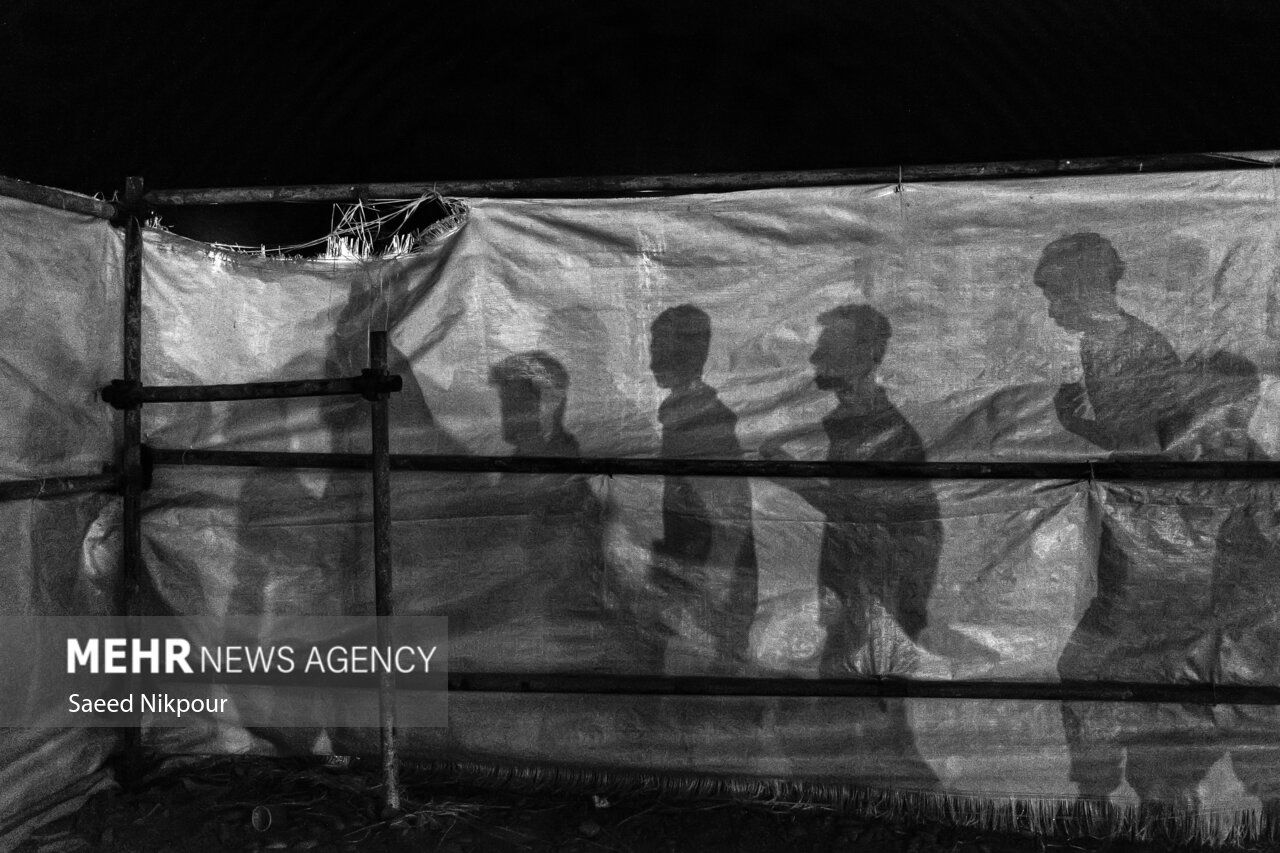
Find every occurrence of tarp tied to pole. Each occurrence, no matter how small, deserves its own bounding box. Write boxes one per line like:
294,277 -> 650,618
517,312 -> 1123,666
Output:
139,169 -> 1280,837
0,195 -> 123,847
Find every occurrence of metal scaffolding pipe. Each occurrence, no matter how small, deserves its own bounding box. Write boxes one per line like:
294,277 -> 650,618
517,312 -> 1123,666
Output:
141,152 -> 1280,204
121,176 -> 145,617
119,176 -> 145,789
101,374 -> 402,408
0,174 -> 117,219
447,672 -> 1280,706
368,331 -> 401,812
0,473 -> 122,503
143,447 -> 1280,481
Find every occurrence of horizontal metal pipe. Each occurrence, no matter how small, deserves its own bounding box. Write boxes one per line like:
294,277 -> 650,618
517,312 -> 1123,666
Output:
103,374 -> 401,407
141,151 -> 1280,204
145,447 -> 1280,480
0,472 -> 121,502
150,447 -> 371,469
0,175 -> 118,219
447,672 -> 1280,705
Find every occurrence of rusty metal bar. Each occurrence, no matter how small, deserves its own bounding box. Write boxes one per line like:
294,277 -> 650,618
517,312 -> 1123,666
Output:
447,672 -> 1280,706
100,374 -> 402,408
119,176 -> 146,788
143,448 -> 1280,481
121,176 -> 145,618
0,473 -> 122,503
141,152 -> 1280,204
0,174 -> 117,219
148,448 -> 373,470
368,331 -> 400,812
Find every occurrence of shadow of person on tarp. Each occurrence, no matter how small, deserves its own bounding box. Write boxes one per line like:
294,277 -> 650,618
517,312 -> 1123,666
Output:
223,312 -> 466,759
1033,234 -> 1272,808
1036,232 -> 1189,805
761,303 -> 941,790
645,305 -> 758,677
445,350 -> 624,673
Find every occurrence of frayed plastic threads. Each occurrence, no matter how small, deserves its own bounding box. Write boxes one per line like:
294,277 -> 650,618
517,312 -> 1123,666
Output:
405,758 -> 1280,847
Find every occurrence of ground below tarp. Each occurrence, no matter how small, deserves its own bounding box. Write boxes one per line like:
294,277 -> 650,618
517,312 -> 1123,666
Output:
18,757 -> 1266,853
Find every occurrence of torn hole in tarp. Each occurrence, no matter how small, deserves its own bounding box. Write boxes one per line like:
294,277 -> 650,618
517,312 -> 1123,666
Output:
146,194 -> 470,261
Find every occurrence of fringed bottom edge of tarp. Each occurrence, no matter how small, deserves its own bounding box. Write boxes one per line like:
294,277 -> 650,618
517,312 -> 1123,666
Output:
403,757 -> 1277,847
137,747 -> 1277,846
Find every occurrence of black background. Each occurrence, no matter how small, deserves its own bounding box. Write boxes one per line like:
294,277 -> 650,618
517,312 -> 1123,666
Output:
3,1 -> 1278,245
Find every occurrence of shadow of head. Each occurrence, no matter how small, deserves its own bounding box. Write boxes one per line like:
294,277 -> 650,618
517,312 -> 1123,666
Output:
1033,233 -> 1125,333
810,303 -> 891,393
489,350 -> 570,451
650,304 -> 711,389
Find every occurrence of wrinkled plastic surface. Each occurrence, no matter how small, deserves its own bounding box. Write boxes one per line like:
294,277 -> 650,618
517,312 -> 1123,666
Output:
0,195 -> 122,847
138,172 -> 1280,821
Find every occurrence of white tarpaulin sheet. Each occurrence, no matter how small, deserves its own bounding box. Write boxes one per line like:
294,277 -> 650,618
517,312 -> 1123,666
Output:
136,170 -> 1280,835
0,194 -> 122,847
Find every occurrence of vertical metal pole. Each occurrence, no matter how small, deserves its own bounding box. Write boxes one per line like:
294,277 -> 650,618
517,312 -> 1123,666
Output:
369,330 -> 401,811
120,176 -> 145,787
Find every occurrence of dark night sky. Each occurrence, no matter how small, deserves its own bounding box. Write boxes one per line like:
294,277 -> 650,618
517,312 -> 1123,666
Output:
2,1 -> 1278,244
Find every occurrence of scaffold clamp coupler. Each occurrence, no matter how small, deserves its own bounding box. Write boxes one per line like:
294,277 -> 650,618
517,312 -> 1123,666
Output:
358,369 -> 402,401
101,379 -> 142,409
